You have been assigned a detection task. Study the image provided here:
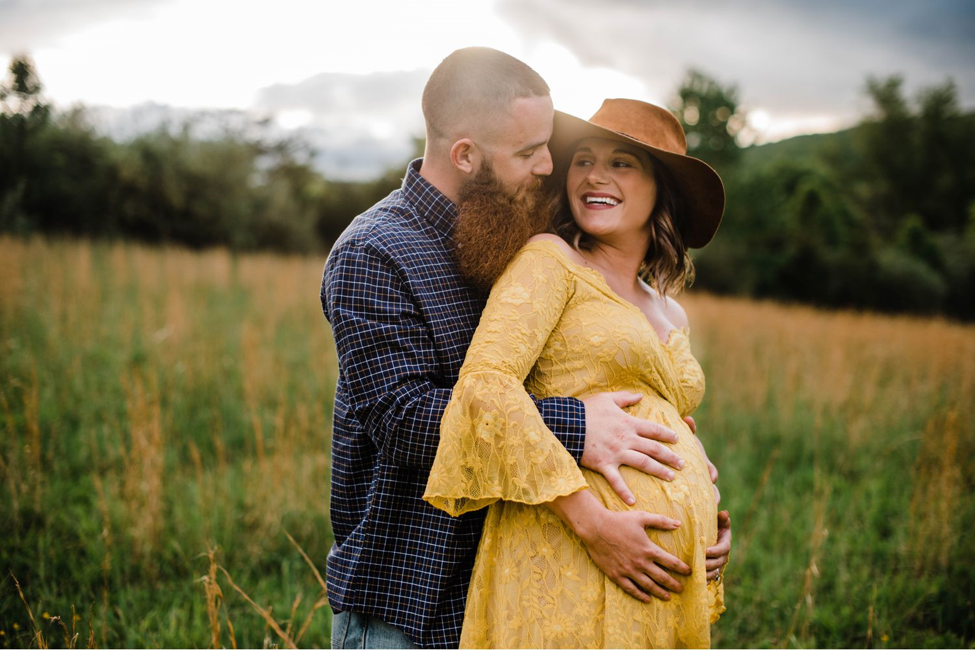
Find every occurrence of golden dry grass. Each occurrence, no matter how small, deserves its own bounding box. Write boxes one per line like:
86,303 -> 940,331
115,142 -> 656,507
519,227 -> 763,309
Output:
1,235 -> 973,647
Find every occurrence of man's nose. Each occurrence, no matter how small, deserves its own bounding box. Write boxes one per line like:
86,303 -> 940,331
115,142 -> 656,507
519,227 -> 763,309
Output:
533,145 -> 554,176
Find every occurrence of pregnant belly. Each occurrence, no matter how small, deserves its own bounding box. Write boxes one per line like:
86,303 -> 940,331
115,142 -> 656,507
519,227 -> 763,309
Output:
581,398 -> 718,565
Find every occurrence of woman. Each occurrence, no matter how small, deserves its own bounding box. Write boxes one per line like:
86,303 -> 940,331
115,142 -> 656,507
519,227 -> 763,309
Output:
424,99 -> 726,648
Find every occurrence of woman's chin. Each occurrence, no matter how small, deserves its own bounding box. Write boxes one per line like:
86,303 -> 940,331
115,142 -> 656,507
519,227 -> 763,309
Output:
575,221 -> 619,240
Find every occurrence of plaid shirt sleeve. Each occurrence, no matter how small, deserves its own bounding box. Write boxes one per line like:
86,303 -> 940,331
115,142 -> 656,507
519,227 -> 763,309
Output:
325,238 -> 452,469
325,237 -> 587,471
533,395 -> 586,462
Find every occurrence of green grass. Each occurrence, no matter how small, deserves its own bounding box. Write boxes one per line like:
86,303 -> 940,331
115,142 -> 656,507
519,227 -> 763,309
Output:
1,237 -> 973,648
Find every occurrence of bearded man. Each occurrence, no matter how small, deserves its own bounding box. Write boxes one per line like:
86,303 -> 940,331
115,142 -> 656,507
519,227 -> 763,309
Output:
320,47 -> 730,649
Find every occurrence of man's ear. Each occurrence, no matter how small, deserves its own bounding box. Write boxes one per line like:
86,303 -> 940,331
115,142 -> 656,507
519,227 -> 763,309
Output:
449,139 -> 479,175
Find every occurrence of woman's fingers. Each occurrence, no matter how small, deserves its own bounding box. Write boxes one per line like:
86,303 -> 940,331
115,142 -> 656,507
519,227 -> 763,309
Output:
616,577 -> 654,603
634,521 -> 691,575
641,562 -> 684,594
641,513 -> 682,530
705,553 -> 729,572
706,511 -> 732,558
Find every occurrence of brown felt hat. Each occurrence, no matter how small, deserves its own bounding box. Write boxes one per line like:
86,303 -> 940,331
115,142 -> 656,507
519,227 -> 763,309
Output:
549,98 -> 725,249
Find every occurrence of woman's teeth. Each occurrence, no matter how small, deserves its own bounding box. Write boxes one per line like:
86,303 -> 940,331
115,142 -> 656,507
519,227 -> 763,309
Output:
584,196 -> 620,206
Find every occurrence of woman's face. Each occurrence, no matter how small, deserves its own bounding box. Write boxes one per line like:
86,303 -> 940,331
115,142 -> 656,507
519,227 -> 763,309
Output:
566,137 -> 657,244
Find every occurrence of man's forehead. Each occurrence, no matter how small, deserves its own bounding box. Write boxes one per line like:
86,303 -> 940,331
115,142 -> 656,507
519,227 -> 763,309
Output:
494,95 -> 554,146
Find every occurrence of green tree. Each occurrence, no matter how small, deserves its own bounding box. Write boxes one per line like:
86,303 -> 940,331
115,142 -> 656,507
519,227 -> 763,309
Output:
0,54 -> 52,232
670,69 -> 746,170
858,75 -> 975,236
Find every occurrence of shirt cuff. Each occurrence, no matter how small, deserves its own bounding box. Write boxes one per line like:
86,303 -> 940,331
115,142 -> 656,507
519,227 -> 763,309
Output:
533,395 -> 587,464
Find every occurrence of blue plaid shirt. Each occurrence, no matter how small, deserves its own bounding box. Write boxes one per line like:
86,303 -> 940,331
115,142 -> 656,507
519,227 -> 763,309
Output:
320,159 -> 587,648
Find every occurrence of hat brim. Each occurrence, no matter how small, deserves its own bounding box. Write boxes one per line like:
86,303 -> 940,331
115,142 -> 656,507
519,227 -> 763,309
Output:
549,110 -> 725,249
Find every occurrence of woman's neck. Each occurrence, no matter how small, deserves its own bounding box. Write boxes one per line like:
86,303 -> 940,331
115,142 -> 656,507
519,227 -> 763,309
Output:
579,237 -> 648,295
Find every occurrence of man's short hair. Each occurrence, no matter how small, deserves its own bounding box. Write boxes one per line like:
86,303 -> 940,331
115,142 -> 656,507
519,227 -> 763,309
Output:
422,47 -> 550,145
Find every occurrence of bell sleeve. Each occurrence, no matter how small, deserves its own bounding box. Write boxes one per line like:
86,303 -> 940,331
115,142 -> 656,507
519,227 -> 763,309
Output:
424,243 -> 589,516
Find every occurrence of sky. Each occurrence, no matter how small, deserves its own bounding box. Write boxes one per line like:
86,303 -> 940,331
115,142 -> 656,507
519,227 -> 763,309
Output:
1,0 -> 973,179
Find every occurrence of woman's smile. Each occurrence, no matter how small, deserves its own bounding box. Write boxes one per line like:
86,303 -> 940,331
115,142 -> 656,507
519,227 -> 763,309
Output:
568,136 -> 657,241
581,191 -> 622,209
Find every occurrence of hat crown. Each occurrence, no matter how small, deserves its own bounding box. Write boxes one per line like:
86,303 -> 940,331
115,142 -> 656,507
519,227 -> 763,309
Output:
589,99 -> 687,156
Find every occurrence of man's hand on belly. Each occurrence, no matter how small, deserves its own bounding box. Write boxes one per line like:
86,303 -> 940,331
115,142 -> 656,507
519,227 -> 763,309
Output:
683,416 -> 720,503
582,391 -> 686,506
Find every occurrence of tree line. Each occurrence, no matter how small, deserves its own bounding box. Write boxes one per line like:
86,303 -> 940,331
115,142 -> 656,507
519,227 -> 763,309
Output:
0,56 -> 404,253
674,71 -> 975,319
2,56 -> 974,319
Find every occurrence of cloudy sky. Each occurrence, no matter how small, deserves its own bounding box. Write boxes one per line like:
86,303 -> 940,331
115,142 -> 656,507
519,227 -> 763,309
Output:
1,0 -> 972,179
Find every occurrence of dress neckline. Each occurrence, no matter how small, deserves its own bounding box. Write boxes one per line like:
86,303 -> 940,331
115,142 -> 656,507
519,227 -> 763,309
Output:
523,239 -> 688,348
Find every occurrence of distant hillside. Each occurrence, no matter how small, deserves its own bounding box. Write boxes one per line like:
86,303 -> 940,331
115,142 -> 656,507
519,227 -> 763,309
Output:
738,126 -> 864,172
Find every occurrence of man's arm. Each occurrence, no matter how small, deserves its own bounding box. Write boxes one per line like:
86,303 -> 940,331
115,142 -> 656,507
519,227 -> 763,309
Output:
324,240 -> 455,468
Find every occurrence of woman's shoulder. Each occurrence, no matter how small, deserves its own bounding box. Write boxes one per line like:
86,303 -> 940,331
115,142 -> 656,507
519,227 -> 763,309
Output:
661,294 -> 689,330
494,234 -> 582,288
525,234 -> 587,267
638,279 -> 690,330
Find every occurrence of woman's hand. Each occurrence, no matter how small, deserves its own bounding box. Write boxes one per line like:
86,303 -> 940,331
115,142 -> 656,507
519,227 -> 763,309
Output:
547,489 -> 690,602
706,510 -> 732,582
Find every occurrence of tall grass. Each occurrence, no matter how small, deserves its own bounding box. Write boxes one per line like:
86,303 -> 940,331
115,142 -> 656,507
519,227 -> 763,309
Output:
1,236 -> 973,647
1,237 -> 335,647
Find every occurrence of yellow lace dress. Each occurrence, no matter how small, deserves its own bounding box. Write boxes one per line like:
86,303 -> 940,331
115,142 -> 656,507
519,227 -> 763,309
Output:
424,239 -> 724,648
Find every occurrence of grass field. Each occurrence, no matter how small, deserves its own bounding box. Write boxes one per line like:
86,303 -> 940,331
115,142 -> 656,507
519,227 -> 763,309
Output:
1,236 -> 973,648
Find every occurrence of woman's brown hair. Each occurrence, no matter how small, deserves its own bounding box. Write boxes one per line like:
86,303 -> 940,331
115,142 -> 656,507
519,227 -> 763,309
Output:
549,153 -> 695,297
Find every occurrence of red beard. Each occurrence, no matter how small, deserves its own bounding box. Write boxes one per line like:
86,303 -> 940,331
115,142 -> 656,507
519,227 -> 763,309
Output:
453,165 -> 555,293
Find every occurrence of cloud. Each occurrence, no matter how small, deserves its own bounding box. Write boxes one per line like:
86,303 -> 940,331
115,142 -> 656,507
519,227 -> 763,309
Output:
253,69 -> 430,180
85,98 -> 420,181
499,0 -> 975,125
0,0 -> 171,53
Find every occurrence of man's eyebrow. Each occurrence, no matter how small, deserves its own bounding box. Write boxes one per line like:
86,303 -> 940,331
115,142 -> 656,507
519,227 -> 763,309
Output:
518,139 -> 548,153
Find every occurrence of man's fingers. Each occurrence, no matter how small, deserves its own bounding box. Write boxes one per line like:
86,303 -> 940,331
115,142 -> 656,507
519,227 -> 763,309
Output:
632,439 -> 684,471
621,451 -> 677,481
634,420 -> 679,444
706,568 -> 721,582
603,465 -> 636,506
708,460 -> 719,484
683,415 -> 697,434
610,391 -> 643,409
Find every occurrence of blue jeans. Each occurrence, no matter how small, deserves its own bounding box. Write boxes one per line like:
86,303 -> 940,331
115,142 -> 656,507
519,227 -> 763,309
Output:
331,610 -> 419,649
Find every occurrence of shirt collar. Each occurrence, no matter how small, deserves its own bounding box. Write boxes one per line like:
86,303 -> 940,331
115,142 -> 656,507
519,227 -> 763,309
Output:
402,158 -> 458,240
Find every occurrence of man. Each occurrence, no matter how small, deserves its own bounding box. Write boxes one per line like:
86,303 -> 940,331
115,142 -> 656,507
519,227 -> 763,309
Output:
320,47 -> 731,649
